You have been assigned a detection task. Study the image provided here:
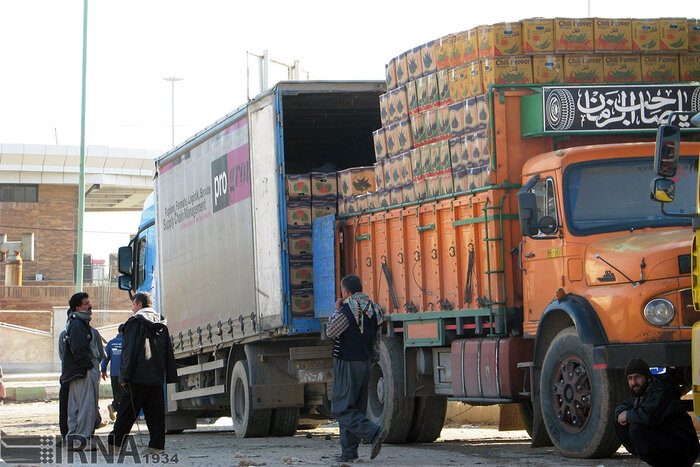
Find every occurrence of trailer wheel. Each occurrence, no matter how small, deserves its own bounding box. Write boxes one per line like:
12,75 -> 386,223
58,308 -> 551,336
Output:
406,396 -> 447,442
230,360 -> 271,437
539,327 -> 622,458
268,408 -> 299,436
366,336 -> 415,443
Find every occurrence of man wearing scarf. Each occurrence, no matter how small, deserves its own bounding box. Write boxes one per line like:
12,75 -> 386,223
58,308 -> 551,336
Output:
326,274 -> 384,463
59,292 -> 104,450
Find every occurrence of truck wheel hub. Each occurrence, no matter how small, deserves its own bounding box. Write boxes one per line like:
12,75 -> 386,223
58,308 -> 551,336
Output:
551,354 -> 592,433
377,376 -> 385,404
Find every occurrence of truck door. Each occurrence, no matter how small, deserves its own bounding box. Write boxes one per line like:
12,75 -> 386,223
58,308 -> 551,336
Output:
312,214 -> 336,319
521,175 -> 565,324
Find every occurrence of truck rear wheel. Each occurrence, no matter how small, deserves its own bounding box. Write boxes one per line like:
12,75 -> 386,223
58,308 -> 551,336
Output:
366,336 -> 415,443
406,396 -> 447,442
539,327 -> 622,458
230,360 -> 271,437
268,408 -> 299,436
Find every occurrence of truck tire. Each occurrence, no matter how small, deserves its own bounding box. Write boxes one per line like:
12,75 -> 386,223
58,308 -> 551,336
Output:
539,327 -> 622,458
406,396 -> 447,442
268,408 -> 299,436
230,360 -> 271,438
366,336 -> 415,443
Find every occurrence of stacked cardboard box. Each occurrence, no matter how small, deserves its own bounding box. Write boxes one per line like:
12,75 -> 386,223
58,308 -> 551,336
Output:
285,172 -> 339,317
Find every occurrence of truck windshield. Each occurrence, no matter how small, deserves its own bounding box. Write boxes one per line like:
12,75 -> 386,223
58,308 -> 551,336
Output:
563,156 -> 697,236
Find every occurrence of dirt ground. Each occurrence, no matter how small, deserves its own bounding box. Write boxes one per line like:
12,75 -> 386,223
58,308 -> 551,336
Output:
0,400 -> 652,466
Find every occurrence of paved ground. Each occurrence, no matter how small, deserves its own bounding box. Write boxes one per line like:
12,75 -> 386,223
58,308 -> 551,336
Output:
0,400 -> 654,466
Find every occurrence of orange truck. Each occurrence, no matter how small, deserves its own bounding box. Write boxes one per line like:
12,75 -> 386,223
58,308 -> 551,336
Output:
332,83 -> 700,458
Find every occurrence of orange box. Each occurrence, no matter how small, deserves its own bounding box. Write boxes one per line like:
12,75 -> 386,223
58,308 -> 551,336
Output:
523,18 -> 555,53
603,55 -> 641,82
481,56 -> 533,89
456,28 -> 480,65
660,18 -> 688,51
286,174 -> 311,199
641,54 -> 680,82
312,196 -> 336,220
594,18 -> 632,51
396,52 -> 409,86
532,54 -> 563,84
689,19 -> 700,53
288,228 -> 312,257
680,54 -> 700,81
421,40 -> 438,75
407,46 -> 424,81
478,22 -> 522,58
564,54 -> 604,83
290,288 -> 313,318
632,19 -> 660,51
289,260 -> 313,287
311,172 -> 337,198
555,18 -> 594,51
437,34 -> 456,70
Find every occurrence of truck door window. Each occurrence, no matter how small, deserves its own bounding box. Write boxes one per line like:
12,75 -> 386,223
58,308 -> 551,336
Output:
532,178 -> 558,235
136,236 -> 147,289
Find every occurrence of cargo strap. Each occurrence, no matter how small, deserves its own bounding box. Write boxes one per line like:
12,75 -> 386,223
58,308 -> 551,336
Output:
465,243 -> 474,304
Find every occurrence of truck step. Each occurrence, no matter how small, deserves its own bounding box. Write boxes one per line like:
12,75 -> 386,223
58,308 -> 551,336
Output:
171,384 -> 226,401
176,359 -> 225,377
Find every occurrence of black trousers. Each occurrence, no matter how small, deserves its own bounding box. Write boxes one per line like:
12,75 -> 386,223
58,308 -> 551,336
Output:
108,383 -> 166,450
615,421 -> 699,467
59,382 -> 69,437
110,376 -> 126,412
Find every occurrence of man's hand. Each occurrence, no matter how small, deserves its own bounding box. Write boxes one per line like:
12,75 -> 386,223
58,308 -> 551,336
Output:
120,382 -> 127,387
101,372 -> 107,381
335,298 -> 344,311
617,411 -> 628,425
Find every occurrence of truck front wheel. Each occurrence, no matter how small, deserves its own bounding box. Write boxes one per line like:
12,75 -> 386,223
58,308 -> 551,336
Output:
230,360 -> 271,437
539,327 -> 622,458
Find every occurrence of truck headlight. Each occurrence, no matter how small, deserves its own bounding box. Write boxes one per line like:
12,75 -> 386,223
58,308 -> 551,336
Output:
643,298 -> 675,326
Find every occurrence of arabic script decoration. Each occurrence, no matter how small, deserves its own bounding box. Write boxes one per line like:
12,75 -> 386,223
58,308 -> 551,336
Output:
543,85 -> 700,132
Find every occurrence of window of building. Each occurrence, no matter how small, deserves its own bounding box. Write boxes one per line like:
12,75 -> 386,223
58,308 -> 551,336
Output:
0,184 -> 38,202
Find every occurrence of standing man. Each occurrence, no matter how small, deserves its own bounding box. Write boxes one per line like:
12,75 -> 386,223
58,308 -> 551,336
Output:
326,274 -> 384,463
615,358 -> 700,467
101,324 -> 125,421
108,291 -> 176,455
60,292 -> 103,450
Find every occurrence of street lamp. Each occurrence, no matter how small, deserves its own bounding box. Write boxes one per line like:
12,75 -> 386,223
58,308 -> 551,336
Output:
163,76 -> 183,147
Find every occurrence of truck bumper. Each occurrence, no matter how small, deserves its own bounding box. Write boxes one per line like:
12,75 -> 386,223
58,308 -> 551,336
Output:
593,341 -> 691,369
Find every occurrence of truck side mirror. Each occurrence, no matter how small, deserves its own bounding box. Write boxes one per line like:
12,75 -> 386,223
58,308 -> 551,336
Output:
118,246 -> 132,275
650,177 -> 675,203
654,125 -> 681,178
118,275 -> 132,291
517,175 -> 541,237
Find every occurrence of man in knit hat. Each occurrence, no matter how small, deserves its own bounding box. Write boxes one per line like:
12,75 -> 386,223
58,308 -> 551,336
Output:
615,358 -> 699,467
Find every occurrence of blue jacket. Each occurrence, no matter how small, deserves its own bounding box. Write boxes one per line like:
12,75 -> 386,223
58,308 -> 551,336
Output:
100,334 -> 123,376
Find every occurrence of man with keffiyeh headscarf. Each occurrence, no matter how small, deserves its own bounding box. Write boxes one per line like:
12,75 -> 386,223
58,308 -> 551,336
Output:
326,274 -> 384,463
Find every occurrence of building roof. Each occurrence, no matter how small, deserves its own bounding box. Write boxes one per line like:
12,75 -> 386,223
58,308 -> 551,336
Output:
0,143 -> 159,211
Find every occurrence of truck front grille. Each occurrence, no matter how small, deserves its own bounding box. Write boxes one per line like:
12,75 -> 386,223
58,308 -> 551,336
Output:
679,288 -> 698,327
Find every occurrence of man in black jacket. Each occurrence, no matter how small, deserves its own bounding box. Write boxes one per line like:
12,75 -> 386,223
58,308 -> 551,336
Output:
108,291 -> 176,455
326,274 -> 384,463
615,358 -> 699,467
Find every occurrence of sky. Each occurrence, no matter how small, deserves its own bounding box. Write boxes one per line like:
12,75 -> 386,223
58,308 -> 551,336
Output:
1,0 -> 698,260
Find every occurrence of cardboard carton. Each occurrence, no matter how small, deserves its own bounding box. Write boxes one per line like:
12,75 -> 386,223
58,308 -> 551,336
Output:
594,18 -> 632,51
555,18 -> 594,51
523,18 -> 555,53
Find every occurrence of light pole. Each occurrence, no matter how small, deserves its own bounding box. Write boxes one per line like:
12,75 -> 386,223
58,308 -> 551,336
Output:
163,76 -> 183,147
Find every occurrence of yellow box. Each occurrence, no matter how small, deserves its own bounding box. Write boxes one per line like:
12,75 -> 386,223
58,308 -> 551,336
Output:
478,22 -> 523,58
689,19 -> 700,53
523,18 -> 555,53
555,18 -> 594,52
481,56 -> 533,89
680,54 -> 700,81
467,61 -> 484,96
594,18 -> 632,51
641,55 -> 680,82
603,55 -> 641,82
564,54 -> 604,83
450,65 -> 469,102
532,55 -> 563,84
437,34 -> 455,70
660,18 -> 688,51
456,28 -> 480,65
632,19 -> 660,52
